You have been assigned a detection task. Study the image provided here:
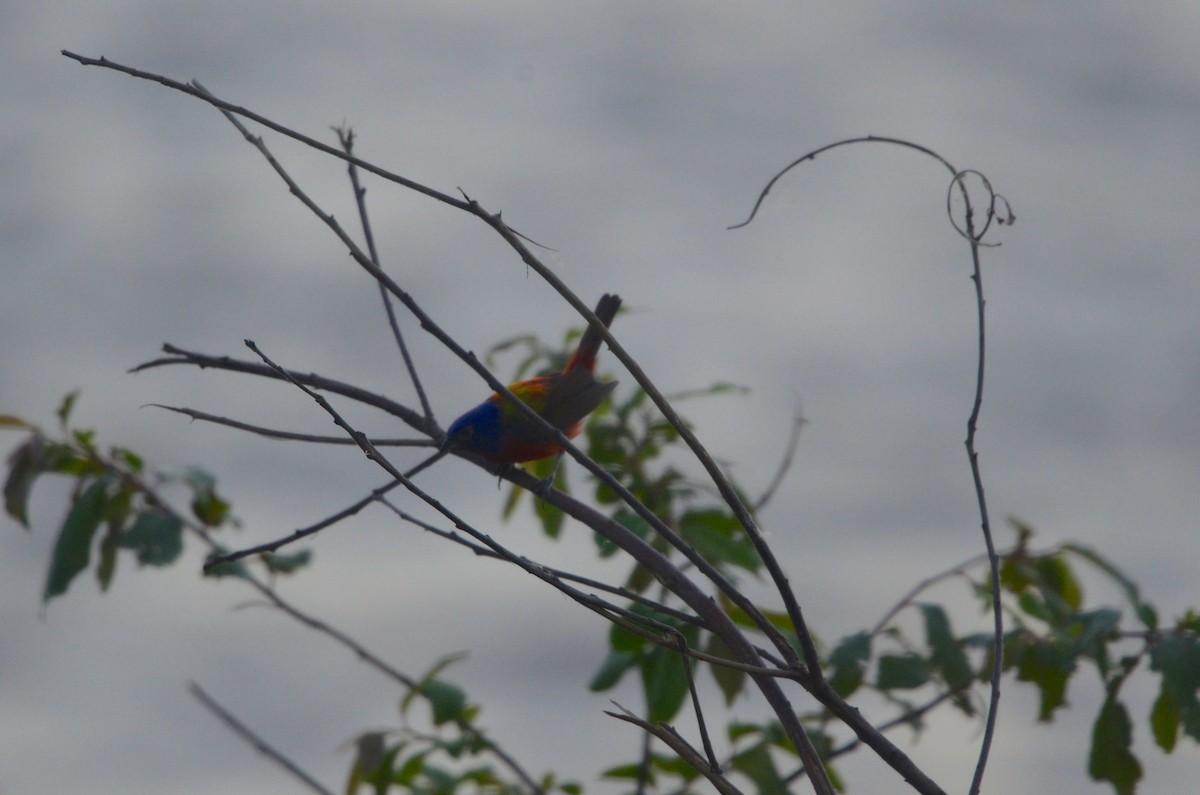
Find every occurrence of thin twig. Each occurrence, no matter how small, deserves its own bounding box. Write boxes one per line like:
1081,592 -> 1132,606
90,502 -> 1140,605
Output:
133,344 -> 435,436
673,631 -> 721,771
101,452 -> 545,793
146,404 -> 428,447
729,135 -> 956,230
871,551 -> 990,636
734,134 -> 1013,795
189,682 -> 334,795
466,200 -> 821,675
337,126 -> 435,421
61,51 -> 467,212
246,576 -> 545,794
67,51 -> 813,686
606,703 -> 743,795
957,170 -> 1003,795
754,405 -> 806,512
247,333 -> 836,795
186,71 -> 811,702
202,453 -> 442,571
784,686 -> 966,785
378,497 -> 710,628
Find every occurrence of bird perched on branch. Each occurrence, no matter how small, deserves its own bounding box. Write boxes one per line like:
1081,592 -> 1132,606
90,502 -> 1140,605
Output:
441,294 -> 621,465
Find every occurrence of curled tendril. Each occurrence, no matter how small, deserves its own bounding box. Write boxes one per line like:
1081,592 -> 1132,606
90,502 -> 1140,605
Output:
946,169 -> 1015,248
730,135 -> 1014,248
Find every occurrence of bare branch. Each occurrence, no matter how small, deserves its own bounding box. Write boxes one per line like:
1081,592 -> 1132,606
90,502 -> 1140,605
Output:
958,168 -> 1003,795
133,344 -> 435,437
64,54 -> 988,793
871,552 -> 990,636
605,702 -> 743,795
189,682 -> 334,795
103,452 -> 547,793
728,135 -> 958,230
146,404 -> 429,447
336,126 -> 435,422
201,451 -> 444,571
464,201 -> 821,676
734,135 -> 1007,795
180,70 -> 812,688
784,686 -> 967,786
754,404 -> 806,512
61,51 -> 467,212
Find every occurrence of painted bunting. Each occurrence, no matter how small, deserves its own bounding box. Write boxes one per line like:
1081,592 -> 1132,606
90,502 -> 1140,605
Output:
441,294 -> 621,464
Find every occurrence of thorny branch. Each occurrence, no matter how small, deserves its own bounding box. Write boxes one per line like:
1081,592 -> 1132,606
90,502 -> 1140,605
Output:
63,52 -> 1014,795
732,135 -> 1010,795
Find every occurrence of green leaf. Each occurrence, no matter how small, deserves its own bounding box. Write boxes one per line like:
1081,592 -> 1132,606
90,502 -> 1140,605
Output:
608,610 -> 649,654
44,476 -> 111,601
261,548 -> 311,574
96,528 -> 119,591
4,434 -> 44,527
826,631 -> 871,697
647,750 -> 701,780
532,469 -> 566,539
705,631 -> 745,706
729,742 -> 786,795
400,653 -> 468,719
179,467 -> 230,527
202,546 -> 250,580
601,762 -> 651,782
422,679 -> 467,725
118,509 -> 184,566
1073,608 -> 1120,676
877,653 -> 931,690
1088,693 -> 1142,795
56,391 -> 80,427
588,650 -> 637,692
112,446 -> 144,472
1016,590 -> 1051,623
641,644 -> 690,722
679,508 -> 760,574
719,593 -> 796,634
1014,637 -> 1074,721
920,604 -> 972,689
1039,554 -> 1081,606
501,478 -> 522,522
71,428 -> 96,453
347,731 -> 389,786
1149,633 -> 1200,741
728,721 -> 764,743
1150,690 -> 1179,753
1064,542 -> 1157,630
393,748 -> 428,786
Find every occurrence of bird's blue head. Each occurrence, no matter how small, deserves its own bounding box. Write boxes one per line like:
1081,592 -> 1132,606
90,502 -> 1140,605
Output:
441,401 -> 503,457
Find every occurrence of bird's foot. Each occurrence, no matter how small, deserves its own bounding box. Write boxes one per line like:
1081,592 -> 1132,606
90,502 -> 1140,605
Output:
533,454 -> 565,499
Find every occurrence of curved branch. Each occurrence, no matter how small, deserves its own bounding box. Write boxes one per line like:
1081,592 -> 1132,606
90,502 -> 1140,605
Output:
606,703 -> 743,795
754,405 -> 806,512
733,136 -> 1007,795
133,344 -> 436,437
62,51 -> 466,212
728,135 -> 958,230
189,682 -> 334,794
336,126 -> 436,422
146,404 -> 430,447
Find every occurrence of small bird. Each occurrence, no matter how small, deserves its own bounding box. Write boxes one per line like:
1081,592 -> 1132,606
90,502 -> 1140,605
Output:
441,294 -> 621,464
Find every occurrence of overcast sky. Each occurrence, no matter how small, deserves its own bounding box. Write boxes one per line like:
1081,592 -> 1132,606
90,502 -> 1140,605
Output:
3,3 -> 1199,794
